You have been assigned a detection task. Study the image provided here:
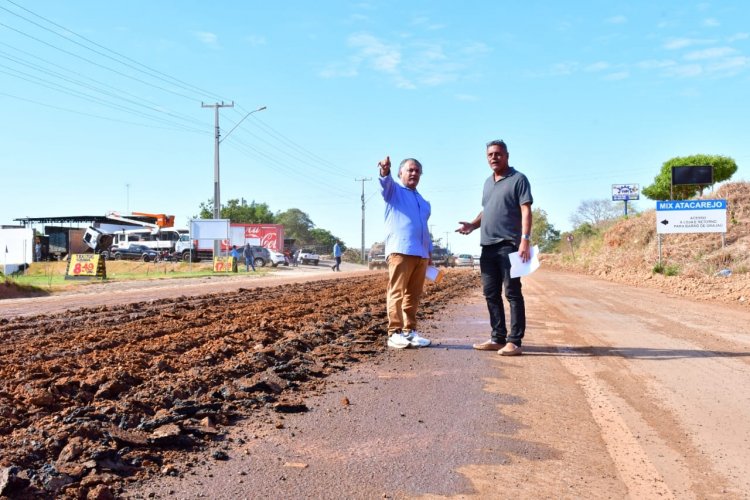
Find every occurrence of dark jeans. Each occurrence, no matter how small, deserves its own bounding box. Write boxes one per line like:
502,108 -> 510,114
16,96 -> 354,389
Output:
480,242 -> 526,346
333,256 -> 342,271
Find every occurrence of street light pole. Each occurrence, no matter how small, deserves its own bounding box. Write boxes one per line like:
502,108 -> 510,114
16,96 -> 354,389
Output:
202,101 -> 234,257
202,101 -> 234,220
221,106 -> 266,144
202,103 -> 266,257
355,177 -> 372,262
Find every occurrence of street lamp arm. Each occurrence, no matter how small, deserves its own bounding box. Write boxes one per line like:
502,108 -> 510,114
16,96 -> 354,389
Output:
220,106 -> 267,143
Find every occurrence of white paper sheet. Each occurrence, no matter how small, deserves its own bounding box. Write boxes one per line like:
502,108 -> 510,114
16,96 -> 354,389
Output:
425,265 -> 445,283
509,245 -> 540,278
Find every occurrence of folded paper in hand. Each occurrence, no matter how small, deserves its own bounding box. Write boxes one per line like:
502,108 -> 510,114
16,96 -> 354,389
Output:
509,245 -> 540,278
425,265 -> 445,283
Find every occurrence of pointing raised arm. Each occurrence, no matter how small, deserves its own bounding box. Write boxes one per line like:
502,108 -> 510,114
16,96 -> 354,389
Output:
377,156 -> 391,177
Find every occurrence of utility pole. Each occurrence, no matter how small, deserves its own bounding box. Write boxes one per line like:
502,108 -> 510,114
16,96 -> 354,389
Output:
444,231 -> 450,252
202,101 -> 234,257
355,177 -> 372,262
125,183 -> 130,214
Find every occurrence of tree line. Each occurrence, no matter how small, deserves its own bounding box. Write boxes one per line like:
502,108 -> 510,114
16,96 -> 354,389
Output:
197,199 -> 345,252
199,154 -> 738,256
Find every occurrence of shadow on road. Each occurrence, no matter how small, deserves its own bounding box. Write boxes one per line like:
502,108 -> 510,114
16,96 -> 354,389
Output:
524,344 -> 750,359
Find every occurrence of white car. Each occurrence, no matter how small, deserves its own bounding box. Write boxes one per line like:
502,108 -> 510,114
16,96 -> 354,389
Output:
455,254 -> 474,267
269,250 -> 287,267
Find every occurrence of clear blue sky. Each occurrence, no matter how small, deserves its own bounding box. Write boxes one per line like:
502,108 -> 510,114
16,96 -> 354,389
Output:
1,1 -> 748,256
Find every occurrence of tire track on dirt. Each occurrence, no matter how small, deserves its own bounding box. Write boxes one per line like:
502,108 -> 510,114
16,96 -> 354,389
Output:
525,271 -> 750,498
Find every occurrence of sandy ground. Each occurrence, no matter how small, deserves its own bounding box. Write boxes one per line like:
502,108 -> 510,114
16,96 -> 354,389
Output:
2,266 -> 749,499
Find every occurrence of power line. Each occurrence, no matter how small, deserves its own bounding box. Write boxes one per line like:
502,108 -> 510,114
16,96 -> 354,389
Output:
224,139 -> 354,198
0,48 -> 206,128
0,20 -> 199,101
0,65 -> 206,133
0,3 -> 218,102
0,90 -> 207,132
242,114 -> 353,178
4,0 -> 227,102
223,118 -> 354,183
0,0 -> 364,216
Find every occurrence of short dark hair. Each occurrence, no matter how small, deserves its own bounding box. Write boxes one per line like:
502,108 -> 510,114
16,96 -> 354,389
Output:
398,158 -> 423,175
486,139 -> 508,151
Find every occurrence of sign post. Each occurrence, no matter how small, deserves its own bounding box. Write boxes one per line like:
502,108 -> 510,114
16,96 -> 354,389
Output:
566,234 -> 575,259
612,184 -> 639,217
655,199 -> 727,264
656,200 -> 727,234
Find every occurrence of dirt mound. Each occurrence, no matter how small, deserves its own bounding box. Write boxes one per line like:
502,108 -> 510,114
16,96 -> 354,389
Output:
545,182 -> 750,306
0,279 -> 48,300
0,271 -> 479,498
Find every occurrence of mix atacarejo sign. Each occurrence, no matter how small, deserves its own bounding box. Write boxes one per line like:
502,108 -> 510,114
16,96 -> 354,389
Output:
656,199 -> 727,234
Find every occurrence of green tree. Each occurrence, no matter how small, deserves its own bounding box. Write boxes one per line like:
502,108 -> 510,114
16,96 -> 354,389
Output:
531,208 -> 561,253
275,208 -> 315,243
642,154 -> 738,200
197,199 -> 213,219
309,228 -> 346,250
197,199 -> 274,222
223,199 -> 274,223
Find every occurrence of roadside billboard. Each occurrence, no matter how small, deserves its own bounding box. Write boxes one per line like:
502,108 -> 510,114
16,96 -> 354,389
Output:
612,184 -> 640,201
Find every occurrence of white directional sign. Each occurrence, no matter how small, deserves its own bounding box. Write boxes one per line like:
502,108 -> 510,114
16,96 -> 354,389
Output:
656,199 -> 727,234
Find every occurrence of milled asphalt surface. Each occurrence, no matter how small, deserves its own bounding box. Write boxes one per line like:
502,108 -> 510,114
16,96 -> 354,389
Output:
125,292 -> 523,499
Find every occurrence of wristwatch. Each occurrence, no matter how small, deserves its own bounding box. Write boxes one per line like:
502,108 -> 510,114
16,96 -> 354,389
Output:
521,234 -> 531,240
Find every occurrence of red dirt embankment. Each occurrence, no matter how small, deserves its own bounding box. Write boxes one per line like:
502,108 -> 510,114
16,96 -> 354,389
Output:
544,181 -> 750,307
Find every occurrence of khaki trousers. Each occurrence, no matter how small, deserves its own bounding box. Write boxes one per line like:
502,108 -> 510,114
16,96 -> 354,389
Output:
386,253 -> 429,334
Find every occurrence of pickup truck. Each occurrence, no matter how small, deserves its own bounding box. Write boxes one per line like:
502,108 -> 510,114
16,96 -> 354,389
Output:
431,247 -> 455,267
367,242 -> 387,270
297,249 -> 319,266
368,253 -> 387,270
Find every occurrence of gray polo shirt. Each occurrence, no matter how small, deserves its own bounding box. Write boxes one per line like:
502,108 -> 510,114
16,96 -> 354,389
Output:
480,167 -> 533,246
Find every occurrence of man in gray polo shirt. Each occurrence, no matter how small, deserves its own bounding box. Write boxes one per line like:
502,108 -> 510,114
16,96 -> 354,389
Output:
456,139 -> 533,356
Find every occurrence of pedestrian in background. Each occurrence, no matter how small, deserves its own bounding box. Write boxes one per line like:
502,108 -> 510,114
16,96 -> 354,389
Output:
331,241 -> 342,271
230,245 -> 240,273
378,155 -> 432,349
243,243 -> 256,272
457,139 -> 533,356
292,249 -> 300,267
284,248 -> 292,266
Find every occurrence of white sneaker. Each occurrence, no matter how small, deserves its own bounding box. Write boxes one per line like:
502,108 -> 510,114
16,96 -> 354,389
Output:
387,332 -> 411,349
404,330 -> 431,347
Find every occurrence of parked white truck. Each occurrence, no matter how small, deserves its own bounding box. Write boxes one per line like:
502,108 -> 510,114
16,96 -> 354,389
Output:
82,212 -> 185,255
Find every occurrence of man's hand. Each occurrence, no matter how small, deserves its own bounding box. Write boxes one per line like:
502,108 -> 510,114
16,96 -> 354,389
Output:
456,221 -> 475,235
378,156 -> 391,176
518,239 -> 531,263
